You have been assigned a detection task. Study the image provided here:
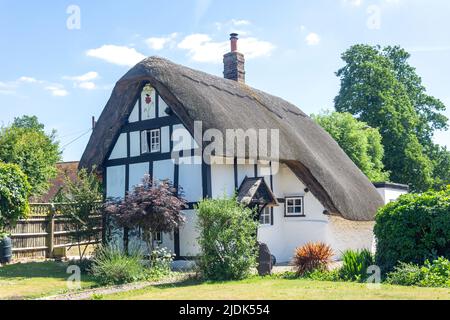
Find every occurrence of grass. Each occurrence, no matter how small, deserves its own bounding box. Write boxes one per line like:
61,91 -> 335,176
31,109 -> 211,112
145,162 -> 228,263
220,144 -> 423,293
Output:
97,276 -> 450,300
0,261 -> 96,300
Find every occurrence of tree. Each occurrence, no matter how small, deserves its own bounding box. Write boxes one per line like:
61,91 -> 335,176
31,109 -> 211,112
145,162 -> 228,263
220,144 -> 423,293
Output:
334,44 -> 448,191
0,116 -> 61,196
104,177 -> 186,253
312,111 -> 389,182
196,196 -> 259,280
57,168 -> 103,260
0,162 -> 31,236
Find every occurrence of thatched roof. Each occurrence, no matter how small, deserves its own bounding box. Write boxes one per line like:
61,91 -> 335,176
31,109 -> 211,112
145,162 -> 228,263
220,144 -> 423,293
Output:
80,56 -> 384,221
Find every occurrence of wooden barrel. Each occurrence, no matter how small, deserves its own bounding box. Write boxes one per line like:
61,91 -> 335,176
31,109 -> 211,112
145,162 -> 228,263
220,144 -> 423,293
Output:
0,237 -> 12,264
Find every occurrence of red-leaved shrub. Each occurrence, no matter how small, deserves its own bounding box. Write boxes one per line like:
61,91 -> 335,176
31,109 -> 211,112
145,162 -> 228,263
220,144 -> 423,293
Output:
293,242 -> 334,275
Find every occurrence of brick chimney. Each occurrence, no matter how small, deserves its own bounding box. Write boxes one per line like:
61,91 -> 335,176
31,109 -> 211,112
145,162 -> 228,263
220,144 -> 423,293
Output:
223,33 -> 245,83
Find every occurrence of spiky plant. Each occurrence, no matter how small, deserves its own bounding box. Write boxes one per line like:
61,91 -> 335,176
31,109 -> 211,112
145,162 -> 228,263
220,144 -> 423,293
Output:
293,242 -> 334,275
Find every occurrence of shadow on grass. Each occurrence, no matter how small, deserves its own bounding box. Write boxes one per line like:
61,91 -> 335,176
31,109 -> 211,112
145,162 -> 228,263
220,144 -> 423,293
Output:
0,261 -> 71,280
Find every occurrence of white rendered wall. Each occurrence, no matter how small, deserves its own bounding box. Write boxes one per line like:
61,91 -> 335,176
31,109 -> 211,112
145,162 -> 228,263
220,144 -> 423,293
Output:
377,187 -> 408,204
257,163 -> 374,263
128,101 -> 139,123
211,161 -> 235,198
178,156 -> 203,202
161,126 -> 170,153
153,159 -> 174,183
106,165 -> 126,199
159,97 -> 170,118
129,162 -> 149,190
179,210 -> 201,257
109,133 -> 127,160
129,132 -> 141,157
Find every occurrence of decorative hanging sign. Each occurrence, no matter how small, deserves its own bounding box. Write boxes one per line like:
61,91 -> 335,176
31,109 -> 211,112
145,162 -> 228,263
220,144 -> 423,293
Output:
142,84 -> 155,120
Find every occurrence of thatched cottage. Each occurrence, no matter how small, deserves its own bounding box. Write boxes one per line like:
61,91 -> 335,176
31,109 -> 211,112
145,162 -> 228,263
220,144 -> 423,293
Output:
80,34 -> 407,262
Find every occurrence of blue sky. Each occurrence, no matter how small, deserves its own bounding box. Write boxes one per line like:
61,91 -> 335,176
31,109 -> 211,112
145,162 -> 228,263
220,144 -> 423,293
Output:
1,0 -> 449,161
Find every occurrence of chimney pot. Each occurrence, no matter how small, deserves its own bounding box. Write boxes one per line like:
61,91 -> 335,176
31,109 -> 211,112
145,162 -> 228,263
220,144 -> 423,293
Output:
230,33 -> 239,52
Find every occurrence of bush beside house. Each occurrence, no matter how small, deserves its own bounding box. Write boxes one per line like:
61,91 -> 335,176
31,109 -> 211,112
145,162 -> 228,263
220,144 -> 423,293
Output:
374,187 -> 450,272
196,196 -> 259,281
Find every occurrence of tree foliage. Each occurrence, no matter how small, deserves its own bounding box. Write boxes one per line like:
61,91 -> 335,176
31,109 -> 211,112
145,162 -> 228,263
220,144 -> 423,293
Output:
0,115 -> 61,196
313,111 -> 389,182
104,177 -> 186,252
196,196 -> 259,280
57,168 -> 103,260
335,44 -> 449,191
374,187 -> 450,272
0,162 -> 31,235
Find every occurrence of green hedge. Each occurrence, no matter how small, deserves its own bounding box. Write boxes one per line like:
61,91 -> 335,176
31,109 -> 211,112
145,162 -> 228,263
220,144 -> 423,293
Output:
374,187 -> 450,272
0,162 -> 31,235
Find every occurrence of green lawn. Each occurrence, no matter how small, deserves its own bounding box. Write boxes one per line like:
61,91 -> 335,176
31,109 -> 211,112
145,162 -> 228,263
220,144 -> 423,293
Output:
0,261 -> 96,300
98,277 -> 450,300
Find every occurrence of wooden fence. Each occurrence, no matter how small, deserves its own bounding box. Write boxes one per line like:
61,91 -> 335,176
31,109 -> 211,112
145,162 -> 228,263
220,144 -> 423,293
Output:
7,203 -> 103,260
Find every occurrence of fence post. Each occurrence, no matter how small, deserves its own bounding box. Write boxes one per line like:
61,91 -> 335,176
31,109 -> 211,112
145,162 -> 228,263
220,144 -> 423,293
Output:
46,204 -> 55,258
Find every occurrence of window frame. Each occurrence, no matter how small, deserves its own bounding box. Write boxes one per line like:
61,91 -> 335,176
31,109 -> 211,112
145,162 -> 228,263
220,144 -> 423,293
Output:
259,206 -> 272,226
140,129 -> 161,154
153,232 -> 163,245
284,196 -> 305,217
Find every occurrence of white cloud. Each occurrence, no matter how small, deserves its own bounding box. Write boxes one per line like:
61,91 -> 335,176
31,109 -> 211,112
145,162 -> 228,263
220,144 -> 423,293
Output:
178,34 -> 275,63
342,0 -> 363,7
145,33 -> 178,50
45,86 -> 69,97
214,19 -> 252,36
77,82 -> 96,90
86,45 -> 146,67
18,76 -> 39,83
63,71 -> 98,82
305,32 -> 321,46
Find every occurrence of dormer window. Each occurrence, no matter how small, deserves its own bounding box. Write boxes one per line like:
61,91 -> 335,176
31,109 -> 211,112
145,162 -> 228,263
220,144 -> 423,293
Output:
141,129 -> 160,154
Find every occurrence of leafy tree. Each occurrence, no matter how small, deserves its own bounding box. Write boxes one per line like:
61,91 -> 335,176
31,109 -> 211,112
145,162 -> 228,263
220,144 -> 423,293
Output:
196,196 -> 259,280
312,111 -> 389,182
0,116 -> 61,196
57,168 -> 103,260
104,177 -> 186,253
0,162 -> 31,237
334,44 -> 448,191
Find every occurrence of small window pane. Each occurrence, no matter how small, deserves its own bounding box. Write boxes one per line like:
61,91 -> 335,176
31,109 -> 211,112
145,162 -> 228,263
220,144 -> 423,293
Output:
285,197 -> 304,216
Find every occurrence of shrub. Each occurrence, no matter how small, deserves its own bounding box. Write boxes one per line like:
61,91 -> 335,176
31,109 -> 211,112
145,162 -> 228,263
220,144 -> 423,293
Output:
0,162 -> 31,236
148,247 -> 175,278
374,187 -> 450,272
340,249 -> 374,282
419,257 -> 450,288
196,196 -> 258,281
386,262 -> 423,286
386,257 -> 450,288
104,177 -> 186,253
292,242 -> 334,275
90,245 -> 148,285
305,268 -> 341,282
57,168 -> 102,260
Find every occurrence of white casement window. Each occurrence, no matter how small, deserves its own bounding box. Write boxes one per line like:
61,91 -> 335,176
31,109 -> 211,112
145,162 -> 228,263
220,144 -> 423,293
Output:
153,232 -> 163,245
285,197 -> 304,217
259,207 -> 272,225
149,129 -> 160,153
142,129 -> 160,154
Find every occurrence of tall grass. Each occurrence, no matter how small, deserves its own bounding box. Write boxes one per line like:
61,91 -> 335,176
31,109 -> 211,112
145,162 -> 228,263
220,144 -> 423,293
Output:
90,245 -> 148,285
